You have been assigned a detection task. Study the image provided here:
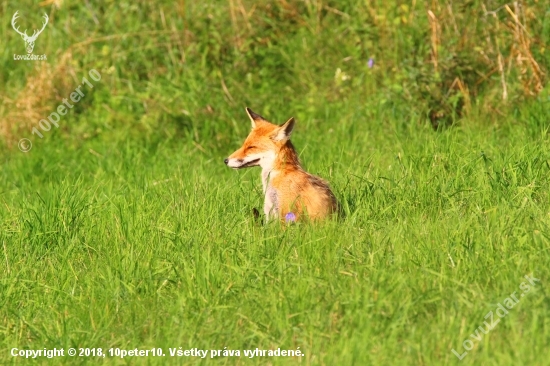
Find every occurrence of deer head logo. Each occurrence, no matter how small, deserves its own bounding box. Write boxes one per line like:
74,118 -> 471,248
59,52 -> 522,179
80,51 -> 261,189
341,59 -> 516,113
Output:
11,11 -> 49,54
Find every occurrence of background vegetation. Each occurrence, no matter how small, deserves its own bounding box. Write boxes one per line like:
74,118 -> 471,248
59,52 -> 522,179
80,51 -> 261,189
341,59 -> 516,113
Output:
1,0 -> 549,365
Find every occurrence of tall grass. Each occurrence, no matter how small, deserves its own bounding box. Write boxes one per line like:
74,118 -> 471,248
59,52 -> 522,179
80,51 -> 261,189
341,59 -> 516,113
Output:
0,1 -> 549,365
1,0 -> 548,143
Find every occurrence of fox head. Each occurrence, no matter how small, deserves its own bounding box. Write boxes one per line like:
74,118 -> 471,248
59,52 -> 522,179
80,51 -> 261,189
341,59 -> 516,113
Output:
224,107 -> 295,170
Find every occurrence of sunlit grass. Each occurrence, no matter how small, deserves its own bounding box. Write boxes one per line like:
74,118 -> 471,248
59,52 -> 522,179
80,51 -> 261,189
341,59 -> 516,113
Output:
1,0 -> 549,364
1,97 -> 549,365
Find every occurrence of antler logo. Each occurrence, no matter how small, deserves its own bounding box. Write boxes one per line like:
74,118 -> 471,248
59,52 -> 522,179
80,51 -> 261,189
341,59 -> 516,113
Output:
11,11 -> 49,54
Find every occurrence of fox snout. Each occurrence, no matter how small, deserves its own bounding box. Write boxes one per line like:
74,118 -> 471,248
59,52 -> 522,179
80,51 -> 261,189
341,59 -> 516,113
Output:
225,154 -> 262,169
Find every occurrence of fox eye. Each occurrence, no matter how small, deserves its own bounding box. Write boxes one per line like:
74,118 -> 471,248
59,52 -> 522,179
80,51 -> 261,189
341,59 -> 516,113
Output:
245,146 -> 256,151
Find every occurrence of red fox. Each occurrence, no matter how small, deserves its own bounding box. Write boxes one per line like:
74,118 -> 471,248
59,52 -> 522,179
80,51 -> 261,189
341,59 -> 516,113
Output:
224,108 -> 338,222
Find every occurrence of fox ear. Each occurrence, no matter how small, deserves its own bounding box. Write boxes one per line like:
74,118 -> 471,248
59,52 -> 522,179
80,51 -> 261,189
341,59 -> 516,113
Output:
245,107 -> 266,128
272,117 -> 295,142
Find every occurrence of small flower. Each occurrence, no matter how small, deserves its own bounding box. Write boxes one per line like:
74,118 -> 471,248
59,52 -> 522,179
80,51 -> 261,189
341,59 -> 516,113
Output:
285,212 -> 296,223
367,58 -> 374,68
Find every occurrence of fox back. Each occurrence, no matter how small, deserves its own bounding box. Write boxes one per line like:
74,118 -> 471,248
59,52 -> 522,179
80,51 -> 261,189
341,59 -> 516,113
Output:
224,108 -> 338,222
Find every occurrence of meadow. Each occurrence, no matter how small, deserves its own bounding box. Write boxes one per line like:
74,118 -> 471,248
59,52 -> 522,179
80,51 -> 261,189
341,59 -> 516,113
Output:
1,1 -> 550,365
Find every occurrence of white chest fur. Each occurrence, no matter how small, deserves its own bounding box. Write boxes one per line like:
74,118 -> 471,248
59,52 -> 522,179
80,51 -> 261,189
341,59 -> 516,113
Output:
262,169 -> 279,220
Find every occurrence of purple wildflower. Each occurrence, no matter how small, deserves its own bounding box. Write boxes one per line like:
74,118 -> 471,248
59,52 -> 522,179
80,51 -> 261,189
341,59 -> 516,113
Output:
285,212 -> 296,223
367,58 -> 374,68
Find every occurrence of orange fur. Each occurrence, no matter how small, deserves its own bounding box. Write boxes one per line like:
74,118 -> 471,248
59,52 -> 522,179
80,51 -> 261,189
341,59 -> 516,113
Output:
225,108 -> 338,222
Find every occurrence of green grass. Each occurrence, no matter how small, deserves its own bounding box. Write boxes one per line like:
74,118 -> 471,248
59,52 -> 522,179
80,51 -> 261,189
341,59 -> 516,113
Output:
2,99 -> 550,365
1,0 -> 550,365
